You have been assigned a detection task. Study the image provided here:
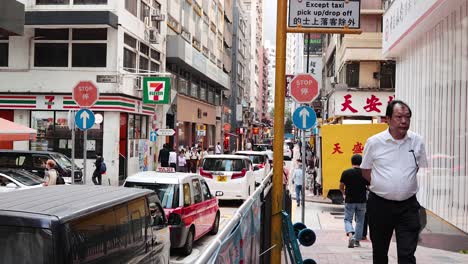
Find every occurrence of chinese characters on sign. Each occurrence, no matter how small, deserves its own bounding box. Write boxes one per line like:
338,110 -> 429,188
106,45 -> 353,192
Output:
331,141 -> 364,155
288,0 -> 361,29
332,91 -> 395,116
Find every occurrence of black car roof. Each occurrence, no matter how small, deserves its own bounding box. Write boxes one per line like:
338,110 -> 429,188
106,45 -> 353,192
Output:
0,150 -> 63,155
0,185 -> 153,223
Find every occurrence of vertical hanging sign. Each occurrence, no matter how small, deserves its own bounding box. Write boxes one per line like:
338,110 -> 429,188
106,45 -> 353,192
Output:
143,77 -> 171,104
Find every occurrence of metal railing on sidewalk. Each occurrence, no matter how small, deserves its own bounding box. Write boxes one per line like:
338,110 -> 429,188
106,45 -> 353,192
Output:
195,171 -> 273,264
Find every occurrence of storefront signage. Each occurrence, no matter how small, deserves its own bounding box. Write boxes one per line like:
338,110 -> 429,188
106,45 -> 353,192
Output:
330,91 -> 395,117
96,75 -> 118,83
288,0 -> 361,29
143,77 -> 171,104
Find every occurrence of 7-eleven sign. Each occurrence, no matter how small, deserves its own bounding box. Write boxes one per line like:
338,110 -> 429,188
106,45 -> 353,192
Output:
143,77 -> 171,104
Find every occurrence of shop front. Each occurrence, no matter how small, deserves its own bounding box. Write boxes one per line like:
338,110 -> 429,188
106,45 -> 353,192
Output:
0,93 -> 155,185
176,94 -> 216,150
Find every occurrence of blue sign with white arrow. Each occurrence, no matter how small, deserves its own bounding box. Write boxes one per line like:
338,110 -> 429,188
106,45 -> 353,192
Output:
292,106 -> 317,130
149,131 -> 158,142
75,109 -> 95,130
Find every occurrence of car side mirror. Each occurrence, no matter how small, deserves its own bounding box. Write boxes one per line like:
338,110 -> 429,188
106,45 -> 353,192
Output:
253,166 -> 259,171
6,183 -> 17,188
167,213 -> 182,226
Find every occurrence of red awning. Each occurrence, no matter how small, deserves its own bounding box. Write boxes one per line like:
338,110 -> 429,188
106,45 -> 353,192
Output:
0,118 -> 37,142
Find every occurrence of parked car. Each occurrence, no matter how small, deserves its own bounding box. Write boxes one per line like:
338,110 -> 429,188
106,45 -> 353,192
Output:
0,150 -> 83,183
235,150 -> 271,185
0,168 -> 44,192
252,144 -> 274,163
124,168 -> 220,255
200,155 -> 256,201
0,185 -> 170,264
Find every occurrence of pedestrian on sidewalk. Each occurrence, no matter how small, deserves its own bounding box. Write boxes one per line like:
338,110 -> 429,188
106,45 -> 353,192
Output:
340,154 -> 369,248
361,100 -> 428,264
158,144 -> 170,167
292,159 -> 304,207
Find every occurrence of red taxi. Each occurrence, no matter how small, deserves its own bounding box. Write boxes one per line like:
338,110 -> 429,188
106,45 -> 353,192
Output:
124,167 -> 220,255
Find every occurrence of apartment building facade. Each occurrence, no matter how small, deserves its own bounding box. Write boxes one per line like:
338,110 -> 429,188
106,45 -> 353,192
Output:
228,0 -> 251,151
321,0 -> 395,122
0,0 -> 168,184
165,0 -> 230,151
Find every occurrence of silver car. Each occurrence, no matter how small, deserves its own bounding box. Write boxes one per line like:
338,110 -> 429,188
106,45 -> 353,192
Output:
0,169 -> 44,192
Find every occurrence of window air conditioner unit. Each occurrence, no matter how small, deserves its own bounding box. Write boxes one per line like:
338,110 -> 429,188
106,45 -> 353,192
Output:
151,10 -> 165,21
149,28 -> 160,44
330,76 -> 338,85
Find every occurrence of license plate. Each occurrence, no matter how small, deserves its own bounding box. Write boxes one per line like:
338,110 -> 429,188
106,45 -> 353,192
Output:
217,176 -> 227,182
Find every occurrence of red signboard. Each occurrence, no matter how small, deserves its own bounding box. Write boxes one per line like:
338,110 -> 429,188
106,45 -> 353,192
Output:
290,74 -> 319,103
72,81 -> 99,108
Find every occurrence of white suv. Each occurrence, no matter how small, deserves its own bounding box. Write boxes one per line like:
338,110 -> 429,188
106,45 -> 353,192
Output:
235,151 -> 271,185
200,155 -> 256,201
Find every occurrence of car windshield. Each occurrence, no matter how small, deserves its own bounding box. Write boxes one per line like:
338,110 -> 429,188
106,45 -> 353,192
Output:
124,182 -> 179,209
236,154 -> 265,164
50,153 -> 74,168
253,144 -> 272,151
0,226 -> 52,264
1,170 -> 44,186
202,158 -> 245,171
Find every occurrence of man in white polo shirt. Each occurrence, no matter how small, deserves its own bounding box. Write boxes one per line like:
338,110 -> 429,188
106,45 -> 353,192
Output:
361,100 -> 427,264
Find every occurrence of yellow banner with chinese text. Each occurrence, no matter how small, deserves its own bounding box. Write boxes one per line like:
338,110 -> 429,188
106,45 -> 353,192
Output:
321,123 -> 388,200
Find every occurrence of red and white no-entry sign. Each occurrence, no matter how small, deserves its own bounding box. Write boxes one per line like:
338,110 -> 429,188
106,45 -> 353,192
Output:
72,81 -> 99,108
290,74 -> 319,103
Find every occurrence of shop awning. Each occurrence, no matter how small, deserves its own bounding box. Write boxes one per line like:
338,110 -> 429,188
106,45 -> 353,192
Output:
0,118 -> 37,141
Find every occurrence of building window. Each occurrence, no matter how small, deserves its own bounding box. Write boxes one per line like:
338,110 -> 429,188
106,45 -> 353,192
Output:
346,62 -> 360,88
30,111 -> 103,159
125,0 -> 138,16
123,33 -> 161,74
34,28 -> 107,68
128,114 -> 149,139
74,0 -> 107,4
178,78 -> 188,94
124,48 -> 137,73
380,61 -> 396,89
140,1 -> 151,23
0,37 -> 9,67
190,83 -> 199,98
36,0 -> 69,4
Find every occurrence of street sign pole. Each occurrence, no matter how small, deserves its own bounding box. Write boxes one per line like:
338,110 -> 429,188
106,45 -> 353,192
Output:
271,0 -> 287,262
302,128 -> 306,222
83,130 -> 87,185
71,117 -> 75,184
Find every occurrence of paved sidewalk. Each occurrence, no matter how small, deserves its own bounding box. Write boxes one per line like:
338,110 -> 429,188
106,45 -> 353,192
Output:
287,202 -> 468,264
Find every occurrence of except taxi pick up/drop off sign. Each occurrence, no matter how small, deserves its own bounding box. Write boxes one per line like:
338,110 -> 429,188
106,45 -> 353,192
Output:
288,0 -> 361,29
290,73 -> 319,103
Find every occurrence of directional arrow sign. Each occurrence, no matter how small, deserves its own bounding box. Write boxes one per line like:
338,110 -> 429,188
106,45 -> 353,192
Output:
156,128 -> 175,136
292,106 -> 317,130
75,109 -> 95,130
149,131 -> 158,142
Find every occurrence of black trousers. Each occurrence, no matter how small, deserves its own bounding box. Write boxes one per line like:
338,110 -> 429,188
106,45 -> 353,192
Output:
367,192 -> 421,264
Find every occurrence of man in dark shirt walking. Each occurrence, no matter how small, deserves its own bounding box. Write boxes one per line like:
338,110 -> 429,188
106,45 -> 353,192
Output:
158,143 -> 170,167
340,154 -> 369,248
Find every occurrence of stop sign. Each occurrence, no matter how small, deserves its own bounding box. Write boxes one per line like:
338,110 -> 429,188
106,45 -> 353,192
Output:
290,74 -> 319,103
72,81 -> 99,108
